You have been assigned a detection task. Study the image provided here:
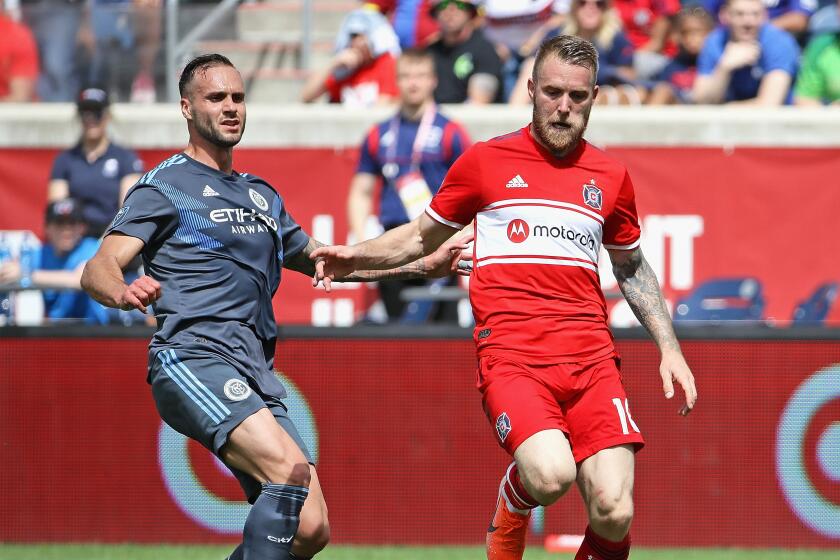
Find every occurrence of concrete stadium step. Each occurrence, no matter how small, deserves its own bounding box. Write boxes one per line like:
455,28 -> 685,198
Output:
192,39 -> 335,71
239,69 -> 309,103
236,1 -> 354,42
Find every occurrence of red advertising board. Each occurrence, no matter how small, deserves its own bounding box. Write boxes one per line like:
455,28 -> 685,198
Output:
1,335 -> 839,548
1,146 -> 839,326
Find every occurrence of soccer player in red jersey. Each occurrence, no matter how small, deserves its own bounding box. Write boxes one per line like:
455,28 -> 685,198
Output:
312,35 -> 697,560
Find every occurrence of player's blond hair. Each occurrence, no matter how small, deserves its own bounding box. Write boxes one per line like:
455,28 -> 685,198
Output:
532,35 -> 599,87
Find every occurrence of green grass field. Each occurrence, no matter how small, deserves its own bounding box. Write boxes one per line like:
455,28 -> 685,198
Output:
1,545 -> 838,560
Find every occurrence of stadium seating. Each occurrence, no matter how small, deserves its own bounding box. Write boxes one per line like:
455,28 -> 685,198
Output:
791,282 -> 839,325
674,277 -> 766,323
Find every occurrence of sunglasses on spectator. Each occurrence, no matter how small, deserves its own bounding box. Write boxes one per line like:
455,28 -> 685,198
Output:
578,0 -> 608,8
79,109 -> 105,121
433,0 -> 474,13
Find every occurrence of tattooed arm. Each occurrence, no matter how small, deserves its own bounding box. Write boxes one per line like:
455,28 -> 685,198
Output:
283,236 -> 468,281
609,246 -> 698,415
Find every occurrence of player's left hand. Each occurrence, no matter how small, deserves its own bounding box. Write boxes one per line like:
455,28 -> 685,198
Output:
660,350 -> 697,416
424,231 -> 474,278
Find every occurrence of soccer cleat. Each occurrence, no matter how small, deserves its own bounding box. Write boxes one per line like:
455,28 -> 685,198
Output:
486,481 -> 530,560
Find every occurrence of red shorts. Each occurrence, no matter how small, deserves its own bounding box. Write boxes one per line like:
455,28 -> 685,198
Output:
477,355 -> 645,463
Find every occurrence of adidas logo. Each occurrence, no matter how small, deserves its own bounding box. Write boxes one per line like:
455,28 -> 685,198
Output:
202,185 -> 220,197
505,175 -> 528,188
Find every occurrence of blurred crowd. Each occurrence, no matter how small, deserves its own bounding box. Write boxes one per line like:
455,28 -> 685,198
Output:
1,0 -> 839,326
1,0 -> 839,106
303,0 -> 840,106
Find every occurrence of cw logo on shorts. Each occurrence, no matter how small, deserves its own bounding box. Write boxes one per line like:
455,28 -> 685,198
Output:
223,379 -> 252,401
507,219 -> 529,243
496,412 -> 512,442
776,364 -> 840,538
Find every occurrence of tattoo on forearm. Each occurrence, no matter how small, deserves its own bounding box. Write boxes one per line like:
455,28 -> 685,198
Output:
283,238 -> 326,276
346,258 -> 427,282
284,237 -> 429,281
612,249 -> 680,352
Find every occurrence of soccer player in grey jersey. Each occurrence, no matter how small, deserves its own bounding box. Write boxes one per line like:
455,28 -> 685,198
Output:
81,54 -> 468,560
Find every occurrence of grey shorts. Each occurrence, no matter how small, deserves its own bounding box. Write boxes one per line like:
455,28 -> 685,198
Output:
149,346 -> 312,502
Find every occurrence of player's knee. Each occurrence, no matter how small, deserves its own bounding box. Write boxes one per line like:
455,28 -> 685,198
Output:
521,461 -> 576,505
295,512 -> 330,555
589,490 -> 634,532
260,455 -> 312,487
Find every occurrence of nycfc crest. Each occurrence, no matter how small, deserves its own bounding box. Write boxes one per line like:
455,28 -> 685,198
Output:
249,188 -> 269,211
224,379 -> 252,401
582,179 -> 602,210
496,412 -> 512,442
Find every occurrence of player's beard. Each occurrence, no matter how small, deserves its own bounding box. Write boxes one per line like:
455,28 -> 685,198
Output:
531,103 -> 591,157
192,109 -> 244,148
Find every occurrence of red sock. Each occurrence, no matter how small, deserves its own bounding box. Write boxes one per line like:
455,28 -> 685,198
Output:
502,462 -> 540,511
574,525 -> 630,560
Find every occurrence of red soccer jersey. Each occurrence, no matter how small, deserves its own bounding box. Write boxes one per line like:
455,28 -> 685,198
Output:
427,125 -> 641,364
325,52 -> 398,108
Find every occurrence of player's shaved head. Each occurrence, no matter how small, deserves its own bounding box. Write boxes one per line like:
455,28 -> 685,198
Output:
179,53 -> 236,99
532,35 -> 599,87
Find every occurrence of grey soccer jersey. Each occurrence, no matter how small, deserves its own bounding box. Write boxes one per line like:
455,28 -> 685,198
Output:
106,153 -> 309,376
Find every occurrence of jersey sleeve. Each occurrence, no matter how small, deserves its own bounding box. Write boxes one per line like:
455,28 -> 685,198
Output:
762,29 -> 799,75
602,170 -> 641,250
50,151 -> 70,181
443,121 -> 472,165
104,184 -> 179,247
356,126 -> 382,175
426,145 -> 483,229
275,198 -> 310,259
697,32 -> 723,76
118,148 -> 144,177
472,40 -> 504,81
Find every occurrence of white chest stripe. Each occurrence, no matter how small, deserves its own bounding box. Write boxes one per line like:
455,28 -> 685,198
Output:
475,202 -> 603,271
481,198 -> 604,224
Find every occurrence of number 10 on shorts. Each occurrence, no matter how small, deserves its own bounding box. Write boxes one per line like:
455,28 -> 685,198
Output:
612,398 -> 640,435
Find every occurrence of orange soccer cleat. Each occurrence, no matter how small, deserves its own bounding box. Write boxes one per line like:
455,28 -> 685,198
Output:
486,482 -> 531,560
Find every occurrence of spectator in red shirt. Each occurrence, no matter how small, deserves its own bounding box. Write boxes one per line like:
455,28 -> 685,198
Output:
613,0 -> 680,79
0,8 -> 39,102
301,8 -> 400,107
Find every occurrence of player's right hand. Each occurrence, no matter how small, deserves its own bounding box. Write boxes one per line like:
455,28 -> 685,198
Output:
118,275 -> 161,313
310,245 -> 358,292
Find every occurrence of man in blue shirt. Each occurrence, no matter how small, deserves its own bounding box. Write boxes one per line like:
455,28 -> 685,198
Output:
693,0 -> 799,104
80,54 -> 467,560
348,48 -> 471,321
0,198 -> 105,322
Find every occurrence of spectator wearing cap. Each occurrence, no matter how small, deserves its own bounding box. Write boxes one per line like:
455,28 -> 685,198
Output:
693,0 -> 799,105
425,0 -> 504,103
300,7 -> 401,107
47,87 -> 143,237
0,198 -> 105,322
0,5 -> 39,102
